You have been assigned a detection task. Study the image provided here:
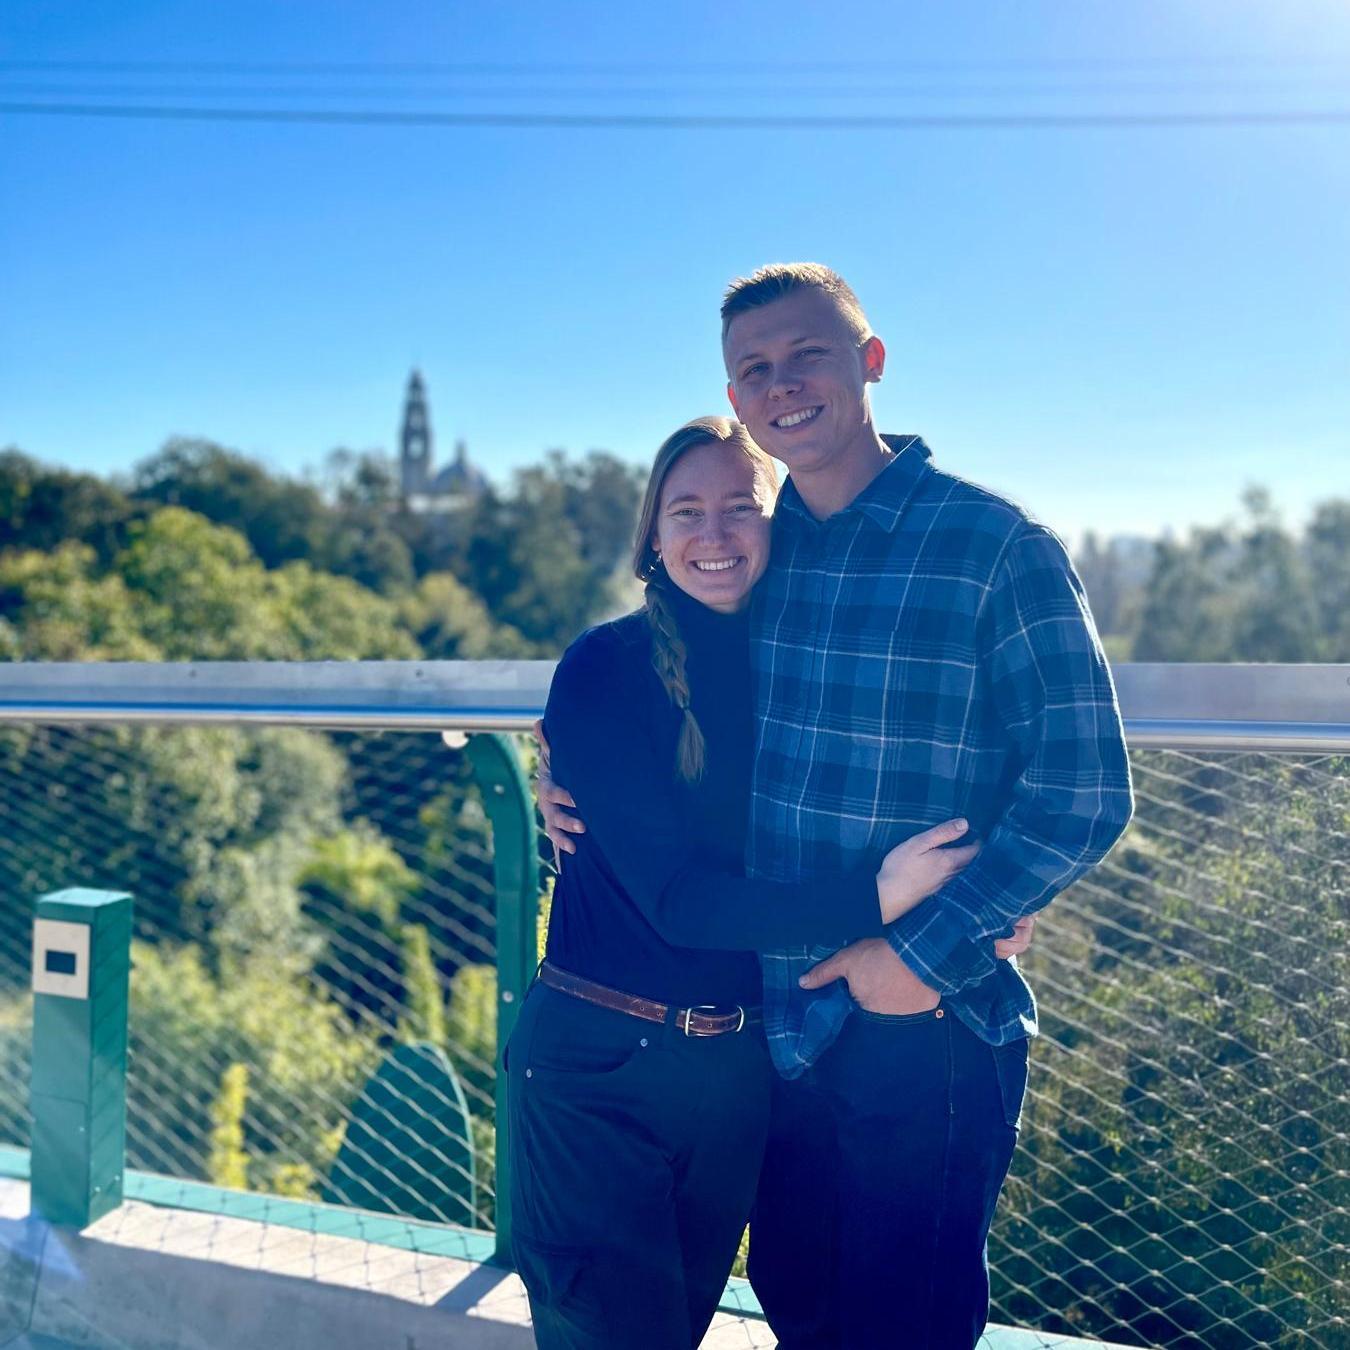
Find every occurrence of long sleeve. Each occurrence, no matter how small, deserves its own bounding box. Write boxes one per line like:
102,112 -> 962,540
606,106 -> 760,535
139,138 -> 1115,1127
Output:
885,525 -> 1134,994
545,627 -> 882,953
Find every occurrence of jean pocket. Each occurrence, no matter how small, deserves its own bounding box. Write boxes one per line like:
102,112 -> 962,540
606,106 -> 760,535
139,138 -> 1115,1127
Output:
518,988 -> 650,1080
990,1038 -> 1030,1130
854,1006 -> 940,1026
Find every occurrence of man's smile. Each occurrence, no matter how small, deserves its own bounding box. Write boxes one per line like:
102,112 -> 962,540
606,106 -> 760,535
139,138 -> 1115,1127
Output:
772,406 -> 823,430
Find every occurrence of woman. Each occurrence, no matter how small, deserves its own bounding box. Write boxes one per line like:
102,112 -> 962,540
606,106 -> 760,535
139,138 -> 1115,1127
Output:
507,416 -> 1028,1349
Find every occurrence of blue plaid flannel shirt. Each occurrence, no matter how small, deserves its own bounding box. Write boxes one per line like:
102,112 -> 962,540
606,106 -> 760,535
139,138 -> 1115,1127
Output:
750,435 -> 1133,1078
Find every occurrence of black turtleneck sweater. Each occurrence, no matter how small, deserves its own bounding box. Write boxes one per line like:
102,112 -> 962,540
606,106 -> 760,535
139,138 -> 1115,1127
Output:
542,583 -> 882,1009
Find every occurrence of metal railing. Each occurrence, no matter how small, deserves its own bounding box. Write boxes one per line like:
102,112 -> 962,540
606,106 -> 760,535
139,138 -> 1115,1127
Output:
1,660 -> 1346,1349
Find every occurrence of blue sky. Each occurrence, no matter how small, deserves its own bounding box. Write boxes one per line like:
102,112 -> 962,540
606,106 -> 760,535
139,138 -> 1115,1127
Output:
2,1 -> 1347,541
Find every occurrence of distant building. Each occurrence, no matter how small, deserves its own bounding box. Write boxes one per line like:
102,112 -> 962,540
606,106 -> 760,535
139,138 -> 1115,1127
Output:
398,370 -> 488,513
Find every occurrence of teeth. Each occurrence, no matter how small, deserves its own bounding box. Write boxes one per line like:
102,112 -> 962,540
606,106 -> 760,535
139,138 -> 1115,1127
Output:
776,407 -> 820,428
693,559 -> 740,572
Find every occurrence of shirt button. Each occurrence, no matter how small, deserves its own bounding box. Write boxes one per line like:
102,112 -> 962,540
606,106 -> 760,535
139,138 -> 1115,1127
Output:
639,1038 -> 649,1048
934,1009 -> 945,1020
525,1068 -> 533,1078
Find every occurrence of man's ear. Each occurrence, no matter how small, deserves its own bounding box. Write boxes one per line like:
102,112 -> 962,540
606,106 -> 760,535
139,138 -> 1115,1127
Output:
726,380 -> 741,418
861,335 -> 886,384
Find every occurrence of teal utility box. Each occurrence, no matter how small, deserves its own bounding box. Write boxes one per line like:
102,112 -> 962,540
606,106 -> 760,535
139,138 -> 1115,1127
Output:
30,888 -> 133,1228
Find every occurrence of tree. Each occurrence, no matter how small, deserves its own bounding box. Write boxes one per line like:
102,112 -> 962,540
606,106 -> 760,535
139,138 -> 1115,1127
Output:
1305,500 -> 1350,661
0,543 -> 157,660
0,450 -> 140,564
399,572 -> 537,659
132,439 -> 334,571
449,450 -> 643,652
128,940 -> 381,1198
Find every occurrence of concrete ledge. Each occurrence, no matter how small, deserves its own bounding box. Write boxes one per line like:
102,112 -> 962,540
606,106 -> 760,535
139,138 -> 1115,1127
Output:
0,1178 -> 776,1349
0,1169 -> 1123,1350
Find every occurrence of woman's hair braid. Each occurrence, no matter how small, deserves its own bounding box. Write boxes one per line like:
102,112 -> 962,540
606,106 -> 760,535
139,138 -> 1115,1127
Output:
644,580 -> 706,782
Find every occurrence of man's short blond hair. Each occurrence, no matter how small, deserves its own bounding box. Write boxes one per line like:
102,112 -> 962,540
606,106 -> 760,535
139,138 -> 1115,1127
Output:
721,262 -> 873,344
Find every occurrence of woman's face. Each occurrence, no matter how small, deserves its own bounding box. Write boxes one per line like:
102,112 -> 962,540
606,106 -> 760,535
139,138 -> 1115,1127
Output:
652,441 -> 774,614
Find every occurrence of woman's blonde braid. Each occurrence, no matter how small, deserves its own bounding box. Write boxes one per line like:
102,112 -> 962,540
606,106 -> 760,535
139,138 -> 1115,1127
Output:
644,580 -> 706,782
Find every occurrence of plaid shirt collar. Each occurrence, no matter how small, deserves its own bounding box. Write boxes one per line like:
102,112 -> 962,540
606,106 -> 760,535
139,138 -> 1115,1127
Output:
773,434 -> 934,534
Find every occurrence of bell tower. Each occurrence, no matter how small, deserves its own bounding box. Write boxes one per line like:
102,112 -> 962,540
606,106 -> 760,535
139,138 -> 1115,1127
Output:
399,369 -> 433,500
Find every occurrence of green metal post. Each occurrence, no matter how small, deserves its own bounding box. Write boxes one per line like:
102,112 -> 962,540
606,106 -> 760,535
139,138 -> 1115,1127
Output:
29,888 -> 133,1228
463,733 -> 538,1267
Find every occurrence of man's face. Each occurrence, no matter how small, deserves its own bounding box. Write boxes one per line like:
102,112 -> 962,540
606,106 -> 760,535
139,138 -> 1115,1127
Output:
723,287 -> 884,477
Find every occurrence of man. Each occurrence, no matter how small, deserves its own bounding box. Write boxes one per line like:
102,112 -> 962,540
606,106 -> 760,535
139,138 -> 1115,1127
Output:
547,263 -> 1132,1348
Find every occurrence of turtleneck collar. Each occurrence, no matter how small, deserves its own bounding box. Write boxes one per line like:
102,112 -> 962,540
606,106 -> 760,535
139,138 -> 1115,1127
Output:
651,575 -> 752,651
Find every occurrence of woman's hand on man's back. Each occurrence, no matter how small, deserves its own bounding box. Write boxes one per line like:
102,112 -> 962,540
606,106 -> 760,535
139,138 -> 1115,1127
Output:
534,718 -> 586,866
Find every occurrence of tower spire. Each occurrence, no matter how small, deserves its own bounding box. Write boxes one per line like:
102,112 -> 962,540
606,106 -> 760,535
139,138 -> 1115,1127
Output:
399,369 -> 432,499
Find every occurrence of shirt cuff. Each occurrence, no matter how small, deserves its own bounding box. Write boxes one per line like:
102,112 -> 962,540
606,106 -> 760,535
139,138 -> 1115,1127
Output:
886,892 -> 998,995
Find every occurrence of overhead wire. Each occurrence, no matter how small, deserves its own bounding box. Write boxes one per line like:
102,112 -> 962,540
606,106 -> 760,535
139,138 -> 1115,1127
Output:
1,102 -> 1347,129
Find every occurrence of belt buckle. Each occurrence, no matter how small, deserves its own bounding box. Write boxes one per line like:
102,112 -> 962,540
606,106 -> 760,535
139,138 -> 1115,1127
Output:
681,1004 -> 746,1036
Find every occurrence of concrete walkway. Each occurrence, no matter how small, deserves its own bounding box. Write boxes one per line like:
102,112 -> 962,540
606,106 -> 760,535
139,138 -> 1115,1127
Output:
0,1178 -> 1111,1349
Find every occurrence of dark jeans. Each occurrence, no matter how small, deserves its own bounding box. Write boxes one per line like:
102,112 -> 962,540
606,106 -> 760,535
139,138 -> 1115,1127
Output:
749,1004 -> 1028,1350
506,981 -> 774,1350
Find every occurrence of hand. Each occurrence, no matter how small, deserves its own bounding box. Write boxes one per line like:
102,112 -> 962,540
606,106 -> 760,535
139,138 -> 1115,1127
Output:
798,937 -> 939,1015
533,719 -> 586,867
874,818 -> 981,924
995,915 -> 1036,961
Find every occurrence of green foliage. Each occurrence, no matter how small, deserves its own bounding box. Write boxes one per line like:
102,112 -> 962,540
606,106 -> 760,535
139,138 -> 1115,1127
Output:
0,449 -> 140,564
1081,489 -> 1348,662
129,941 -> 379,1198
458,450 -> 643,651
399,923 -> 447,1047
0,543 -> 158,661
0,724 -> 350,975
0,993 -> 32,1147
446,962 -> 498,1113
208,1063 -> 250,1190
399,572 -> 537,659
114,508 -> 418,660
299,824 -> 420,930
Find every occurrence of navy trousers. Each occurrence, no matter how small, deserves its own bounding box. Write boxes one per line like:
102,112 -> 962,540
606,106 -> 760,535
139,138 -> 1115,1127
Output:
748,1004 -> 1028,1350
506,981 -> 774,1350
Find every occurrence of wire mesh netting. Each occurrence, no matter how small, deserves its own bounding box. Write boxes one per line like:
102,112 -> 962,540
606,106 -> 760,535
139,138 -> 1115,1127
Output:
992,749 -> 1349,1350
0,726 -> 1345,1348
0,722 -> 525,1232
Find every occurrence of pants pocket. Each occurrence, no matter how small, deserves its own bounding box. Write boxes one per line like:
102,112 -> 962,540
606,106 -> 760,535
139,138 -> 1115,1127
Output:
518,984 -> 650,1080
854,1004 -> 942,1026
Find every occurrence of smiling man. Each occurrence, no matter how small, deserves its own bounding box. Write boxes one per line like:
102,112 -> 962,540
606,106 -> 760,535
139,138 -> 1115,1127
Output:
721,263 -> 1133,1349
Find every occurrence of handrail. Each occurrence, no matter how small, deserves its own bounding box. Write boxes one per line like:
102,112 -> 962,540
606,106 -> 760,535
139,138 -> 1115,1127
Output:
0,660 -> 1348,748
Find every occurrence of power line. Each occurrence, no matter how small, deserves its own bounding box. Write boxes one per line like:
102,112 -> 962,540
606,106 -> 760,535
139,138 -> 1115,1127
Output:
2,101 -> 1348,130
1,77 -> 1342,102
2,56 -> 1347,77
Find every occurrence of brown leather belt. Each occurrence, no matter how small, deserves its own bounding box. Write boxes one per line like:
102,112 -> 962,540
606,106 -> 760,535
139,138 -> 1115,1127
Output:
538,961 -> 760,1038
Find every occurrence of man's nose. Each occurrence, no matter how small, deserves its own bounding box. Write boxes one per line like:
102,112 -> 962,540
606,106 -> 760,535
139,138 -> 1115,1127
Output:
768,365 -> 802,398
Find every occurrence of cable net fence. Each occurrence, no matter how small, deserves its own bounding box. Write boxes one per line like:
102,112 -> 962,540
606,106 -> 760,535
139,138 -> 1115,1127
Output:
991,749 -> 1348,1350
0,724 -> 1345,1348
0,721 -> 534,1232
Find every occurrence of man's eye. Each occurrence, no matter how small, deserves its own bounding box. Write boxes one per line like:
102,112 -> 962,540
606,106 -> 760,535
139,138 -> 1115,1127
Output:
741,363 -> 767,379
729,504 -> 757,514
796,347 -> 825,359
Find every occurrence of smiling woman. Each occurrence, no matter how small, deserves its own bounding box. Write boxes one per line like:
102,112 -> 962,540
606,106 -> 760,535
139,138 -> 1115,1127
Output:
645,426 -> 776,615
